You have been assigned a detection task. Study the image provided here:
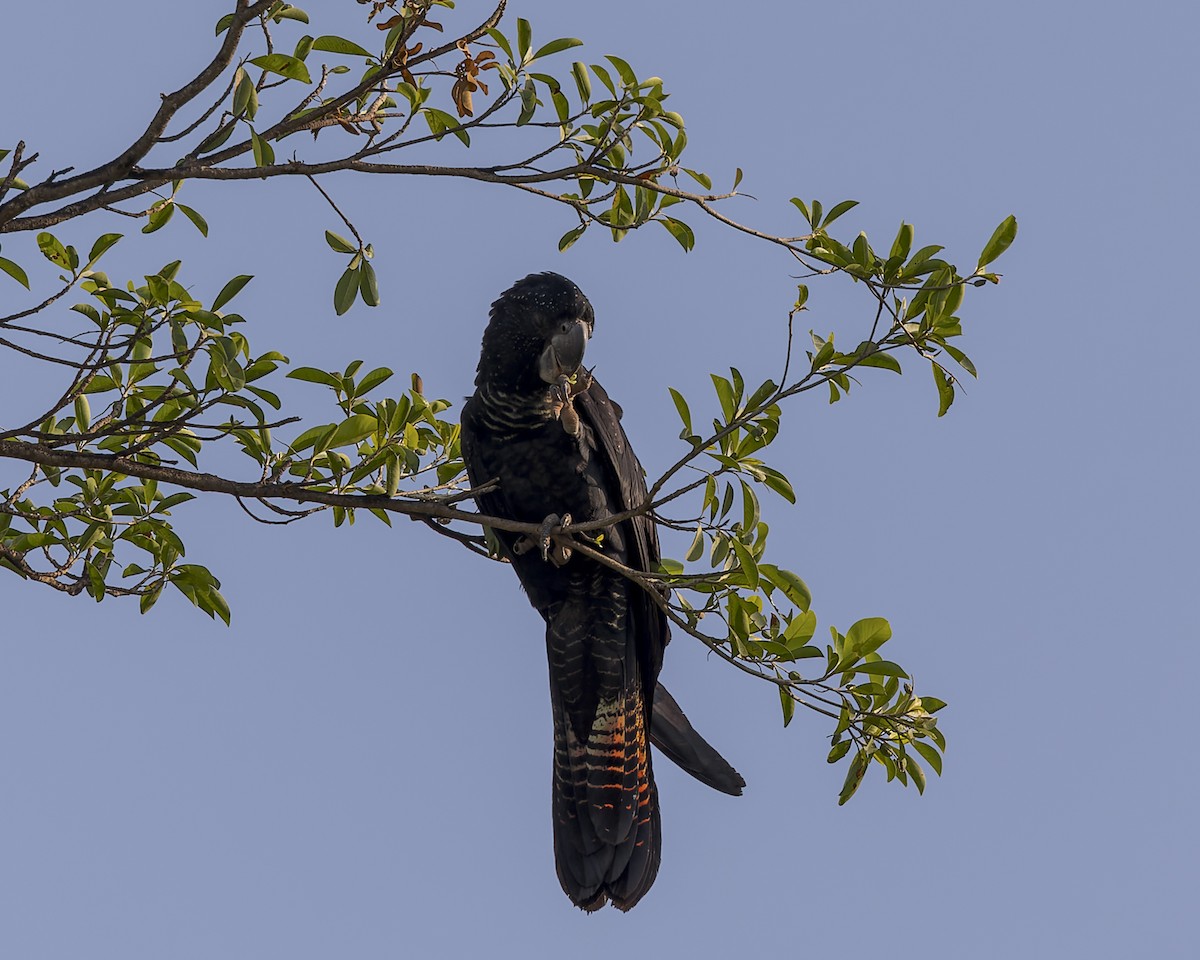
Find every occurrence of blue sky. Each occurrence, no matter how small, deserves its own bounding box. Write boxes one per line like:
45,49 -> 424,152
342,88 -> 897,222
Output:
2,1 -> 1196,957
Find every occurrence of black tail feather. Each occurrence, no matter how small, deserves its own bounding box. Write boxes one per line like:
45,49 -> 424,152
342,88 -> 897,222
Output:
650,683 -> 746,796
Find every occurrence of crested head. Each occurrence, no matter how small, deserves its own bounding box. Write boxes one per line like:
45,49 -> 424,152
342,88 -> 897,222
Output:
475,272 -> 596,393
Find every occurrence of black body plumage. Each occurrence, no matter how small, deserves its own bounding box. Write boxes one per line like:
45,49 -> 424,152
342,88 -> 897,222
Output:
461,273 -> 743,912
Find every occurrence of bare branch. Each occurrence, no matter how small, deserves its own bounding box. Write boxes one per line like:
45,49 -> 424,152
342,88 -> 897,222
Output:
306,175 -> 364,248
0,141 -> 38,203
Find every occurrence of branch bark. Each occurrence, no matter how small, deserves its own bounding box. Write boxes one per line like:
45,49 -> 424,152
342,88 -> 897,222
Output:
0,437 -> 537,537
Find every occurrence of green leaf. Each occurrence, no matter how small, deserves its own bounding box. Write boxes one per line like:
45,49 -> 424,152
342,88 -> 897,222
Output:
329,413 -> 378,448
142,202 -> 175,234
516,80 -> 538,126
197,120 -> 236,154
779,687 -> 795,727
311,35 -> 373,58
827,741 -> 852,764
334,265 -> 361,315
932,363 -> 955,417
516,17 -> 532,62
249,53 -> 312,83
842,617 -> 892,663
86,560 -> 106,601
667,387 -> 692,434
907,755 -> 927,794
87,233 -> 123,265
838,750 -> 868,805
424,106 -> 471,146
208,585 -> 232,625
74,394 -> 91,431
162,436 -> 201,467
357,367 -> 394,395
740,479 -> 760,534
851,232 -> 872,266
176,204 -> 209,237
359,261 -> 380,307
759,564 -> 811,612
605,55 -> 637,88
571,61 -> 591,102
170,565 -> 231,625
589,63 -> 616,96
783,610 -> 817,649
531,37 -> 582,61
932,280 -> 964,324
558,223 -> 586,252
856,351 -> 902,374
711,374 -> 735,421
810,200 -> 824,229
250,129 -> 275,166
72,303 -> 102,325
232,68 -> 257,119
288,366 -> 341,387
730,538 -> 759,589
912,741 -> 943,776
139,586 -> 162,614
324,230 -> 357,253
548,88 -> 569,124
486,27 -> 514,62
275,6 -> 310,24
822,199 -> 859,227
215,12 -> 235,35
156,492 -> 196,511
146,274 -> 171,305
942,342 -> 977,377
288,422 -> 336,453
853,659 -> 909,679
37,232 -> 71,268
790,197 -> 812,226
0,255 -> 29,288
212,275 -> 253,312
658,557 -> 685,577
760,467 -> 796,504
907,244 -> 945,274
889,222 -> 914,261
977,214 -> 1017,268
811,338 -> 835,371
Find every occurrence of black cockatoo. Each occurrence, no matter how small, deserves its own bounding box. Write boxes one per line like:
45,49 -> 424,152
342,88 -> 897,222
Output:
460,272 -> 743,912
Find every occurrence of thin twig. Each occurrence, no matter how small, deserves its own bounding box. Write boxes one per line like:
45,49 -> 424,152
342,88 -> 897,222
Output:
306,175 -> 363,246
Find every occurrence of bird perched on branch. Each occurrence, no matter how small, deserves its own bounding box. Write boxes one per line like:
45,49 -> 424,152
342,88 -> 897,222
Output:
461,272 -> 743,912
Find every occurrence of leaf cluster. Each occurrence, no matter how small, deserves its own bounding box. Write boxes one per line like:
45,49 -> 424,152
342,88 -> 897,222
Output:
1,227 -> 465,614
645,355 -> 952,800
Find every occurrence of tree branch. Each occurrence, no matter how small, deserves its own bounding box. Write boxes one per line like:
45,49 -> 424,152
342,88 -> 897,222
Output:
0,0 -> 275,227
0,438 -> 538,537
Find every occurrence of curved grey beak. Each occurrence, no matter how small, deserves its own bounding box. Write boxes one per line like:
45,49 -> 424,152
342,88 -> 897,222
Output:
539,319 -> 589,383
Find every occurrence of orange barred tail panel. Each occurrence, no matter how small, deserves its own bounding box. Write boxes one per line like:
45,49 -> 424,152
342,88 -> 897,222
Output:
551,679 -> 660,912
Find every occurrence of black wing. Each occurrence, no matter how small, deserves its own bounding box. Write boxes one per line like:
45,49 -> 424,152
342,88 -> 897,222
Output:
573,378 -> 666,700
575,381 -> 744,796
